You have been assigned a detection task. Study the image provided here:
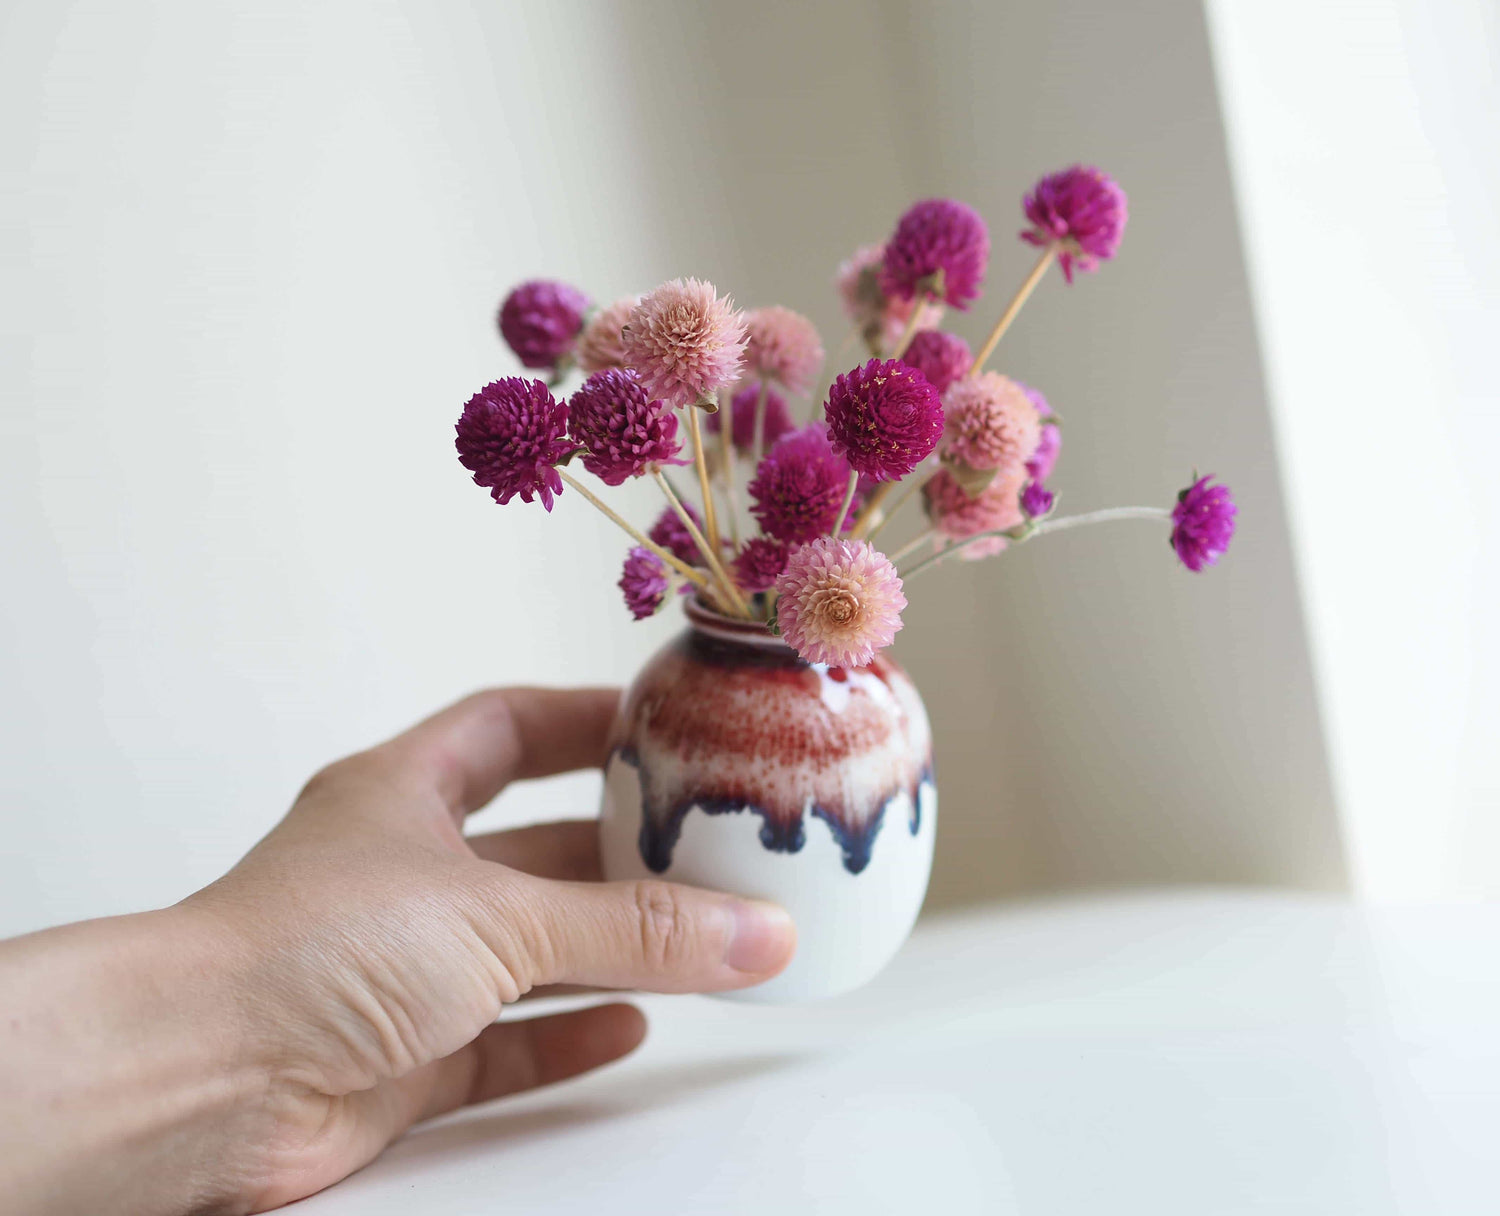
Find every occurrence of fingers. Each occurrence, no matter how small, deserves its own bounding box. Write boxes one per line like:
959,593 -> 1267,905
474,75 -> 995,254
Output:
467,820 -> 603,882
383,687 -> 620,817
414,1003 -> 646,1123
508,875 -> 797,994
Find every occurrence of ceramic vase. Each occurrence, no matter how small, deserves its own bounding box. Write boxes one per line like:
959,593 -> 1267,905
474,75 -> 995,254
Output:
599,598 -> 936,1003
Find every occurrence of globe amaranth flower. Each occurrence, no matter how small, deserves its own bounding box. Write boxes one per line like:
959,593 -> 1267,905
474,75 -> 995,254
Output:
742,306 -> 825,396
497,280 -> 591,370
619,547 -> 670,620
825,358 -> 945,481
575,295 -> 639,373
748,424 -> 855,544
733,536 -> 789,594
621,278 -> 748,409
1019,381 -> 1061,483
1170,475 -> 1237,572
649,501 -> 704,567
1020,480 -> 1055,518
704,382 -> 795,453
923,466 -> 1027,560
567,369 -> 681,485
880,199 -> 991,310
942,371 -> 1042,475
898,330 -> 972,395
1021,165 -> 1128,284
774,537 -> 907,668
455,378 -> 573,510
836,243 -> 941,351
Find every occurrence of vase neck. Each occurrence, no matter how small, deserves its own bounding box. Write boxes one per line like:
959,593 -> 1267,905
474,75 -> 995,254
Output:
682,597 -> 793,655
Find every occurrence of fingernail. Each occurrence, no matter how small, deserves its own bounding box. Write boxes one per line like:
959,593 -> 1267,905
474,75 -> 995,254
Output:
724,899 -> 796,974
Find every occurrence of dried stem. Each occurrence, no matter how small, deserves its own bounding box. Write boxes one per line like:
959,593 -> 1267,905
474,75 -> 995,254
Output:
968,244 -> 1056,375
810,326 -> 859,422
557,469 -> 709,590
685,406 -> 721,559
889,290 -> 932,360
750,381 -> 771,479
865,468 -> 932,544
899,504 -> 1170,581
830,470 -> 861,538
653,470 -> 750,617
716,389 -> 742,549
848,480 -> 894,540
886,528 -> 934,566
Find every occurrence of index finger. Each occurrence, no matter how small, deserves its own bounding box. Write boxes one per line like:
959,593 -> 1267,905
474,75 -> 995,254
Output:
383,686 -> 621,817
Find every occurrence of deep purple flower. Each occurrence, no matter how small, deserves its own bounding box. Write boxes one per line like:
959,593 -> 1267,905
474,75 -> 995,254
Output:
567,368 -> 681,486
1020,480 -> 1055,518
704,382 -> 796,453
455,378 -> 572,510
824,358 -> 945,481
497,280 -> 591,370
619,547 -> 670,620
899,330 -> 972,395
648,502 -> 704,567
1170,475 -> 1237,572
880,199 -> 991,310
1019,381 -> 1062,483
733,536 -> 790,593
1021,166 -> 1128,284
748,424 -> 855,544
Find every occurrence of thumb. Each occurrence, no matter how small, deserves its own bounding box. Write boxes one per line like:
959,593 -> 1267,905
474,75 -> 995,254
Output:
505,875 -> 797,994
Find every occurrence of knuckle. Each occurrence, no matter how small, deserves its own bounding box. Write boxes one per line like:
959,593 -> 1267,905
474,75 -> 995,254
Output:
631,880 -> 700,971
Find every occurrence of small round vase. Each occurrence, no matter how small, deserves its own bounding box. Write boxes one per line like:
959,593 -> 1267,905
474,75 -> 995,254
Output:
599,598 -> 936,1003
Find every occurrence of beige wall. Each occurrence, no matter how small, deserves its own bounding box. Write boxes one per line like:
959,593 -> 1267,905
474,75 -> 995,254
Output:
0,0 -> 1343,936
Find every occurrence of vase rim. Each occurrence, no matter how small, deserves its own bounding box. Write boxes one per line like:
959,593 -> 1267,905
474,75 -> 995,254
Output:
682,595 -> 793,653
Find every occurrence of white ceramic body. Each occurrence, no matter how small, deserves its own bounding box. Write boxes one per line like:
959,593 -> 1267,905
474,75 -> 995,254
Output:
599,602 -> 936,1004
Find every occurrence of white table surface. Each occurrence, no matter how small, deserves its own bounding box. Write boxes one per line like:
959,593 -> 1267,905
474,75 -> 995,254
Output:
294,891 -> 1500,1215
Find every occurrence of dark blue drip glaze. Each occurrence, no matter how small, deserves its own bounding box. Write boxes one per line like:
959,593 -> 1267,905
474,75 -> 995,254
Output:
615,748 -> 936,877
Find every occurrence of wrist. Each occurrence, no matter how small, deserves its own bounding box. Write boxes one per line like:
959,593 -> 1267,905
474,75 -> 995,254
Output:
0,904 -> 269,1215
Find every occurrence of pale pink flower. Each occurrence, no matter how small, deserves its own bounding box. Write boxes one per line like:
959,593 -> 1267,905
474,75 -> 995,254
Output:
576,295 -> 640,373
774,537 -> 906,668
943,372 -> 1042,475
621,278 -> 748,409
922,466 -> 1027,560
743,306 -> 825,395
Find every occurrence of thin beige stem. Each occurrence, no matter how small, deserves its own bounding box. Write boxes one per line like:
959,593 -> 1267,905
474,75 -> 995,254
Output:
848,480 -> 894,540
968,244 -> 1057,376
899,505 -> 1170,581
865,468 -> 933,544
889,291 -> 932,360
653,471 -> 751,617
750,381 -> 771,477
685,406 -> 721,559
886,528 -> 934,566
557,469 -> 709,590
716,389 -> 742,549
830,470 -> 861,538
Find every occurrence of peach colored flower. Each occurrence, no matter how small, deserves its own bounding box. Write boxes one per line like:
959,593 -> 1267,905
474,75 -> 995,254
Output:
576,295 -> 639,373
622,278 -> 748,409
922,466 -> 1027,560
743,306 -> 824,395
942,371 -> 1042,474
774,537 -> 906,668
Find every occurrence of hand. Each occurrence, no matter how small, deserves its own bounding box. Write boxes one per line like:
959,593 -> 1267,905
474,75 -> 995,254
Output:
0,688 -> 796,1215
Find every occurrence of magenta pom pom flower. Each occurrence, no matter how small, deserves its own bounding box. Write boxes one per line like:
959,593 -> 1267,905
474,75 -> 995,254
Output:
648,501 -> 704,567
743,306 -> 825,396
498,280 -> 591,370
899,330 -> 972,395
622,278 -> 748,409
1019,381 -> 1061,484
1021,165 -> 1129,284
733,536 -> 790,593
748,424 -> 855,544
1020,480 -> 1055,519
575,295 -> 639,374
774,537 -> 907,668
705,382 -> 795,453
880,199 -> 991,310
619,547 -> 670,620
942,372 -> 1042,475
923,467 -> 1027,560
456,378 -> 573,510
567,369 -> 682,485
1170,475 -> 1237,572
825,359 -> 945,481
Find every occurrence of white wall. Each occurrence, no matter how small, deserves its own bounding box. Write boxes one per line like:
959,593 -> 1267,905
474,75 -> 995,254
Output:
1207,0 -> 1500,899
2,0 -> 1350,936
